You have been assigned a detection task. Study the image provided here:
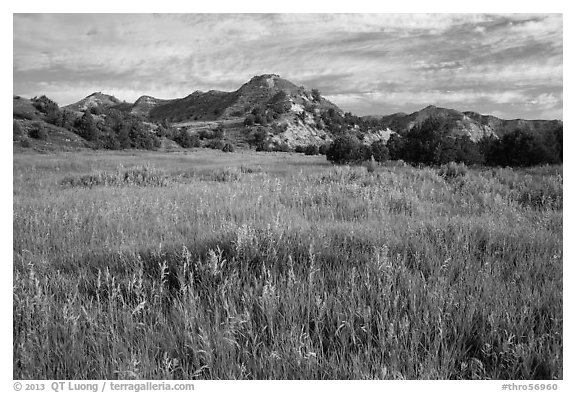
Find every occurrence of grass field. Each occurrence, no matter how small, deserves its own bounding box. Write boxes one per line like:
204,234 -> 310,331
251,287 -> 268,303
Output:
13,149 -> 562,379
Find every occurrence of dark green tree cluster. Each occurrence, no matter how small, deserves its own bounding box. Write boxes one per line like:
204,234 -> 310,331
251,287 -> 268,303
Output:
326,135 -> 389,164
381,117 -> 562,167
174,129 -> 201,148
31,95 -> 59,115
392,117 -> 484,166
96,108 -> 160,150
481,126 -> 562,167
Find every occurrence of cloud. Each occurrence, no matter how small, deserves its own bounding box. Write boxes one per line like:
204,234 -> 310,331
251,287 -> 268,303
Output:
13,13 -> 563,119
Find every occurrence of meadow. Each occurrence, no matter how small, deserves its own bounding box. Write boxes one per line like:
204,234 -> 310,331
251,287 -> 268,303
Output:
13,149 -> 562,379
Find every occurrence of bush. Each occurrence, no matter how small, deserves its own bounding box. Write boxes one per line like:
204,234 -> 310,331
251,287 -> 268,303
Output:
75,110 -> 100,142
252,127 -> 268,145
198,130 -> 213,140
304,144 -> 320,156
175,129 -> 200,148
221,142 -> 235,153
20,138 -> 31,148
311,88 -> 321,102
13,121 -> 23,140
370,140 -> 389,162
366,156 -> 377,173
29,125 -> 48,140
244,114 -> 255,126
206,139 -> 225,150
294,145 -> 306,154
213,125 -> 225,139
31,95 -> 59,114
99,133 -> 121,150
319,143 -> 331,155
438,162 -> 468,179
326,135 -> 363,164
272,143 -> 291,152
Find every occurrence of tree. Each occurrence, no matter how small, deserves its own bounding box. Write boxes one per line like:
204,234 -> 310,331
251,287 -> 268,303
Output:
311,89 -> 321,102
213,124 -> 225,139
253,127 -> 268,145
370,140 -> 390,162
13,121 -> 23,141
326,135 -> 362,164
304,144 -> 319,155
117,124 -> 131,149
31,95 -> 59,114
76,110 -> 100,142
222,142 -> 235,153
244,114 -> 255,126
29,124 -> 48,140
175,129 -> 200,148
386,133 -> 405,160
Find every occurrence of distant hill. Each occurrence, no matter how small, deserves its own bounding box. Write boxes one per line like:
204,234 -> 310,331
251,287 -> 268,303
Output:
130,95 -> 172,117
148,74 -> 341,123
463,111 -> 563,139
369,105 -> 561,142
16,74 -> 562,153
64,92 -> 123,112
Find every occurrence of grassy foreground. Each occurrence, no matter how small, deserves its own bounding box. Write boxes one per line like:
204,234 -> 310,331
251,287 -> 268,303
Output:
13,149 -> 562,379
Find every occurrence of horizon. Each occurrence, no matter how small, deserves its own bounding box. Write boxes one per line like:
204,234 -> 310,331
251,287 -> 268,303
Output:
15,85 -> 564,122
14,14 -> 563,120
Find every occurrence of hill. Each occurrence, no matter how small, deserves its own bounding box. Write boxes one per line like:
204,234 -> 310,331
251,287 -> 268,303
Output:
371,105 -> 561,142
15,74 -> 562,154
148,74 -> 341,122
64,92 -> 123,113
130,95 -> 172,117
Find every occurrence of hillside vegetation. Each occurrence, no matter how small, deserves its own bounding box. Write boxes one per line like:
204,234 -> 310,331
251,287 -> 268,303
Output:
14,75 -> 562,167
13,150 -> 562,379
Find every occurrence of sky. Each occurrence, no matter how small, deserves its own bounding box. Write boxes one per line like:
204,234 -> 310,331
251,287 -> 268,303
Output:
13,13 -> 563,120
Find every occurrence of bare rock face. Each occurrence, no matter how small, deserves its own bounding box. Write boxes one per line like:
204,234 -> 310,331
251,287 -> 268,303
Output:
271,118 -> 332,148
361,128 -> 396,145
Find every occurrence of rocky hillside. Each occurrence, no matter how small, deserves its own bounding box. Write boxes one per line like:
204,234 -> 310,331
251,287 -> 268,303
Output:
130,95 -> 172,117
372,105 -> 561,142
463,111 -> 563,139
19,74 -> 561,152
148,74 -> 341,122
64,92 -> 123,113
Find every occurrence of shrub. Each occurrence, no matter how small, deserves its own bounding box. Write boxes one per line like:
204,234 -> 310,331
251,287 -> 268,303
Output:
294,145 -> 306,154
213,125 -> 225,139
326,135 -> 363,164
370,140 -> 390,162
311,88 -> 321,102
61,167 -> 170,188
29,125 -> 48,140
13,121 -> 23,140
175,129 -> 200,148
99,133 -> 121,150
221,142 -> 235,153
304,144 -> 320,156
366,156 -> 377,173
244,114 -> 255,126
272,143 -> 291,152
438,162 -> 468,179
318,143 -> 331,155
198,130 -> 212,140
206,139 -> 225,150
253,127 -> 268,145
20,138 -> 31,148
75,110 -> 100,142
31,95 -> 59,114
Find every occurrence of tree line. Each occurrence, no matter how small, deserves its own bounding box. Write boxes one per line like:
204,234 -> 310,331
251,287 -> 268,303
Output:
325,117 -> 563,167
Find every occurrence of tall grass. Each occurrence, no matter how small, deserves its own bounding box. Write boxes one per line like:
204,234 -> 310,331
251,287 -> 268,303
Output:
13,151 -> 562,379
